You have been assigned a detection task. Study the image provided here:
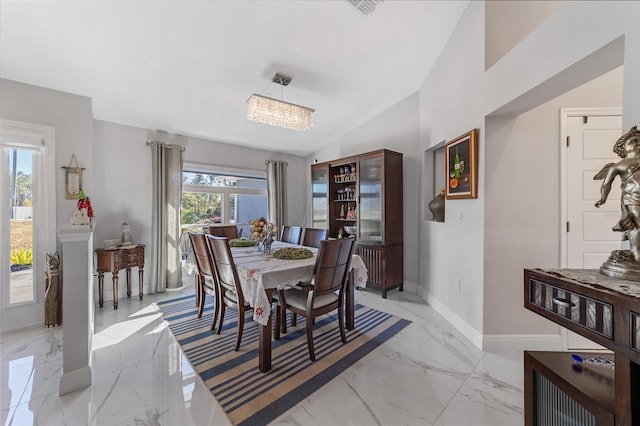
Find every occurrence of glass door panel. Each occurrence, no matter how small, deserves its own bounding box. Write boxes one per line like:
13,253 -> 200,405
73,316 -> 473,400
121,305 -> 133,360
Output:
358,156 -> 383,243
6,149 -> 35,304
311,166 -> 328,229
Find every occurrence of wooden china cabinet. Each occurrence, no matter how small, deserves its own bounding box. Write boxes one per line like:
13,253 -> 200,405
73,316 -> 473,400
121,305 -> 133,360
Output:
311,149 -> 403,298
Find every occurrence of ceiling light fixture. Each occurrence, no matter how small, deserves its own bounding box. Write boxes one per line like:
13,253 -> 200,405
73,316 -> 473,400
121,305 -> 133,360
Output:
247,73 -> 315,132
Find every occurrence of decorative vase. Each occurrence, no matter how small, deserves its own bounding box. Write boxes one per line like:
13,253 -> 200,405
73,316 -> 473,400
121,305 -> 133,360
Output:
428,189 -> 445,222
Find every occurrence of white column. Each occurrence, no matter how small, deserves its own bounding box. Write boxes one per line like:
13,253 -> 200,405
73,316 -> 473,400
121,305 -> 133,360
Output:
57,224 -> 94,395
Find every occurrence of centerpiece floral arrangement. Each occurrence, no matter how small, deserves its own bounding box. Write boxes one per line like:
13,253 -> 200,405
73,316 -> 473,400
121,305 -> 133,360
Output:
249,217 -> 278,254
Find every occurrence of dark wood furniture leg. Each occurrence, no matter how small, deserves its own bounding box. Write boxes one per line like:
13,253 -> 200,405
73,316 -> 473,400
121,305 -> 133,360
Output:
259,288 -> 273,373
112,274 -> 119,309
138,268 -> 144,299
97,271 -> 104,308
126,268 -> 132,297
346,270 -> 355,330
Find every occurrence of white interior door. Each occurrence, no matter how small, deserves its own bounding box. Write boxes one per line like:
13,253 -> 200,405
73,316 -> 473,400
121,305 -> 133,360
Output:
562,108 -> 622,350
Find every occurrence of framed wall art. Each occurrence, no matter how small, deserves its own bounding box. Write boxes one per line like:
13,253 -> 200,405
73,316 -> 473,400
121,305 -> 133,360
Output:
62,154 -> 85,200
445,128 -> 478,199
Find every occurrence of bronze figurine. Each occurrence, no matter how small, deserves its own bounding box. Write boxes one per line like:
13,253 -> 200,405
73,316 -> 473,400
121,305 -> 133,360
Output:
594,125 -> 640,280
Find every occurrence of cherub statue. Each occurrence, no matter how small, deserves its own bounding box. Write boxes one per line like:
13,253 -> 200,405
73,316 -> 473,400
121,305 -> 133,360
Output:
594,125 -> 640,278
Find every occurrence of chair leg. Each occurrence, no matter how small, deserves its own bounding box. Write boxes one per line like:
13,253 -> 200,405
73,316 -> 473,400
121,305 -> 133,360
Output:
211,295 -> 219,330
306,313 -> 315,361
196,276 -> 204,317
195,275 -> 201,309
338,304 -> 347,344
235,308 -> 244,351
217,304 -> 226,335
277,290 -> 287,334
291,312 -> 297,326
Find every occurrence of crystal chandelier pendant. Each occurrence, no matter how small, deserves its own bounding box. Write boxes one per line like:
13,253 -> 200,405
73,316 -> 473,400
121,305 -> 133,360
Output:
246,73 -> 315,132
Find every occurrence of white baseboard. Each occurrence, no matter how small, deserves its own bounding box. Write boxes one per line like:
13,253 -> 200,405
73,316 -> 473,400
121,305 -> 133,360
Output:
482,334 -> 562,352
402,280 -> 418,293
417,287 -> 563,352
419,287 -> 484,350
59,365 -> 92,396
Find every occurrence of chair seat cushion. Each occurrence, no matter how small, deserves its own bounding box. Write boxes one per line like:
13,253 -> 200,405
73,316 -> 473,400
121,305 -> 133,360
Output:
281,287 -> 339,310
224,290 -> 250,307
202,276 -> 216,292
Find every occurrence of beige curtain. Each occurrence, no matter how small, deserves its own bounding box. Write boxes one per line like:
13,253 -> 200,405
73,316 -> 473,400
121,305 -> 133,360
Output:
148,141 -> 184,292
266,160 -> 287,228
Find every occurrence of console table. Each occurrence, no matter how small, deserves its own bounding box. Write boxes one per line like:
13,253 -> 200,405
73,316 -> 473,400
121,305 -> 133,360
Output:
524,268 -> 640,425
95,244 -> 145,309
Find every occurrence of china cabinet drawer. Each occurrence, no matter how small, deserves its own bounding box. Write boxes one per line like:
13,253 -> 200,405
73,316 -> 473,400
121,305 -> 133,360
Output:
528,278 -> 613,340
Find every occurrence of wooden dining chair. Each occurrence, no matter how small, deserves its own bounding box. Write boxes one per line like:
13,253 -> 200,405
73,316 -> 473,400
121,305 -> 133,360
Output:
280,225 -> 302,245
209,225 -> 239,239
206,235 -> 253,351
188,232 -> 220,330
275,238 -> 355,361
301,228 -> 328,248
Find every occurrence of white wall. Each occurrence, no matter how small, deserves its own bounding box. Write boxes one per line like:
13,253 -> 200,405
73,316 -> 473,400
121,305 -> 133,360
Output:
484,66 -> 623,338
307,93 -> 420,288
422,0 -> 639,346
0,79 -> 93,233
418,1 -> 487,347
92,120 -> 307,302
0,80 -> 307,307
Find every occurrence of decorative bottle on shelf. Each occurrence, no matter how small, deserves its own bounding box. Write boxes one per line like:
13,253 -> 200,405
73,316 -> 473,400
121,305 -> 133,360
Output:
454,148 -> 461,179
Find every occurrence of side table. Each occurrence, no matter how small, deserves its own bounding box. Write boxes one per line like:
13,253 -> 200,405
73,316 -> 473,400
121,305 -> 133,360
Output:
95,244 -> 145,309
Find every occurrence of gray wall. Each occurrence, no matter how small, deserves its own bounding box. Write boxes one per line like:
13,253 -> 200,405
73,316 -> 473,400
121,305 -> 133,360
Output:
484,66 -> 623,338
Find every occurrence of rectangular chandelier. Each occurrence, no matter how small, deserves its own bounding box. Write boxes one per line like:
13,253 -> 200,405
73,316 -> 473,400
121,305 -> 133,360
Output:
247,93 -> 315,132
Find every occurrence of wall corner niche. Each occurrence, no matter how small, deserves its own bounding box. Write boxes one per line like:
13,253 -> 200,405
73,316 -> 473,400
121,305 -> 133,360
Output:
425,143 -> 446,222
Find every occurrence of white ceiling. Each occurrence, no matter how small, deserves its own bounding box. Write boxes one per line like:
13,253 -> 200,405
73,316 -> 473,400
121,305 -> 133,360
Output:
0,1 -> 469,157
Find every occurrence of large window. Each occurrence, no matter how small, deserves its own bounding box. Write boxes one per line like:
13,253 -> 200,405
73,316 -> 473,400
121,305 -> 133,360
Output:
181,167 -> 268,237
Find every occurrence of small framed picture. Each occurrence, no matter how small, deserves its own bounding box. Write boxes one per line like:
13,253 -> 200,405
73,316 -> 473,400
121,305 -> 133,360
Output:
62,154 -> 85,199
445,129 -> 478,199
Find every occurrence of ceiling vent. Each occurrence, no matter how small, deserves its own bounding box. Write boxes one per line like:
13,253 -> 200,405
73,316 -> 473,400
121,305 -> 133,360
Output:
347,0 -> 383,16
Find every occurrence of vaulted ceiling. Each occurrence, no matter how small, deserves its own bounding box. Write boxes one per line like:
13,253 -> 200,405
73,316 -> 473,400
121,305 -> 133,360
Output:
0,1 -> 470,156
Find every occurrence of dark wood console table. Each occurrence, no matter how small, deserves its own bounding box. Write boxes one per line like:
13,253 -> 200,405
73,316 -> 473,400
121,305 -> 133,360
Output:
524,268 -> 640,425
96,244 -> 145,309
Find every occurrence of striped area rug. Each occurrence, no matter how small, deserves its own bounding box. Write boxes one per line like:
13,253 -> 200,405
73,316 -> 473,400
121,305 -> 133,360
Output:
155,294 -> 410,426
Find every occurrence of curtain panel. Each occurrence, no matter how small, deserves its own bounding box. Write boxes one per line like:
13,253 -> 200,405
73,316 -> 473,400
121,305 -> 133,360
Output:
148,141 -> 184,292
266,160 -> 287,230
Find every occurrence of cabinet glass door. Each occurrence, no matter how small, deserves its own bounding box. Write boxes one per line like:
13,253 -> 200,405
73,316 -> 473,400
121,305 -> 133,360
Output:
311,166 -> 328,229
358,156 -> 383,243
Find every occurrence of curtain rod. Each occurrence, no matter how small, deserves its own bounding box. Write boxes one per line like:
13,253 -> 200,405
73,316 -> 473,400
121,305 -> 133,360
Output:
146,140 -> 185,151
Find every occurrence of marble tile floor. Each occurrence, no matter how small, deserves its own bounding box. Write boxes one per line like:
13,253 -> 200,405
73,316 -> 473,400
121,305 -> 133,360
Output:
1,278 -> 525,426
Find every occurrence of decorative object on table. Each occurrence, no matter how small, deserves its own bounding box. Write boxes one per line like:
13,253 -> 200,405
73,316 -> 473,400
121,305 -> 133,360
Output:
121,222 -> 132,244
571,353 -> 615,369
44,252 -> 61,327
61,154 -> 85,200
103,239 -> 120,249
271,247 -> 314,260
445,129 -> 478,199
155,294 -> 410,426
228,238 -> 258,247
249,217 -> 278,254
71,189 -> 94,227
428,188 -> 446,222
593,125 -> 640,280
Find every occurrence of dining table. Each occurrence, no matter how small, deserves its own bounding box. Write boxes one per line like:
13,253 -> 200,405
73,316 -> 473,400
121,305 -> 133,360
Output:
230,240 -> 368,372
